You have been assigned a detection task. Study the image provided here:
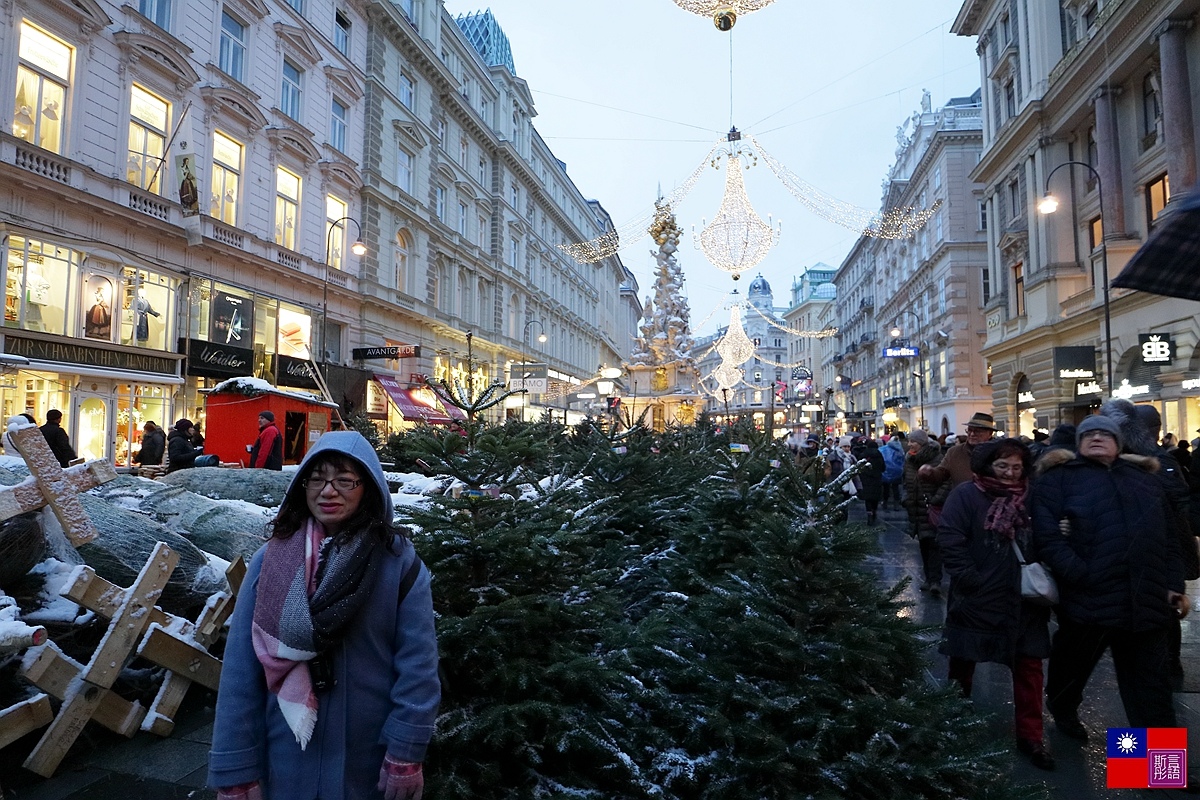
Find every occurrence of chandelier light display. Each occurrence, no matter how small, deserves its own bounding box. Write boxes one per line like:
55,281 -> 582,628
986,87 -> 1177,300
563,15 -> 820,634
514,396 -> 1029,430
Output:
696,149 -> 780,280
715,304 -> 756,366
670,0 -> 777,30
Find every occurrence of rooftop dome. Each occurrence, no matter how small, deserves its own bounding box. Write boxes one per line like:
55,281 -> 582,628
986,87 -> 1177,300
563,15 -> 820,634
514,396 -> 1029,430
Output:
747,274 -> 772,296
811,283 -> 837,299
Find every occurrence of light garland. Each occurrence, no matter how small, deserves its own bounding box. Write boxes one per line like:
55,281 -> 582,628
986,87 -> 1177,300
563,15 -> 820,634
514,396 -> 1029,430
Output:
670,0 -> 777,29
696,151 -> 780,280
744,302 -> 839,337
748,134 -> 940,240
559,138 -> 724,264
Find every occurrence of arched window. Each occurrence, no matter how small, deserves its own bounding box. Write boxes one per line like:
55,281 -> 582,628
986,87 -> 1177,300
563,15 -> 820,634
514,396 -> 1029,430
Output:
508,293 -> 521,340
458,268 -> 471,321
477,279 -> 490,330
395,230 -> 410,293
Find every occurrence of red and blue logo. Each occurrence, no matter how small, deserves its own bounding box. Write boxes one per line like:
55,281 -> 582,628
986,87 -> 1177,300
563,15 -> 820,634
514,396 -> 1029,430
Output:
1106,728 -> 1187,789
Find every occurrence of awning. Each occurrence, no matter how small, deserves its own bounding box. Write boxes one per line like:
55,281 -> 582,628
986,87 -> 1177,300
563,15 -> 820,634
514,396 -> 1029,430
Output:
439,398 -> 467,421
373,374 -> 451,424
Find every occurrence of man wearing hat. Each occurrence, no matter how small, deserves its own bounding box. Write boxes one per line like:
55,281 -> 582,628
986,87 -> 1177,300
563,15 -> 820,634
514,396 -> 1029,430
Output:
167,418 -> 202,473
1032,414 -> 1189,739
249,410 -> 283,470
924,412 -> 999,490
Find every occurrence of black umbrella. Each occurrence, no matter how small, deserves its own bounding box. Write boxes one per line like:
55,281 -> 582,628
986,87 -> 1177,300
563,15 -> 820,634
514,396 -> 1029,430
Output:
1111,185 -> 1200,300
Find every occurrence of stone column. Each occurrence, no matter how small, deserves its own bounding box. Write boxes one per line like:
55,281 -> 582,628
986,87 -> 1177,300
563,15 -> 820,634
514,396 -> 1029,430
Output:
1092,86 -> 1126,236
1157,19 -> 1197,190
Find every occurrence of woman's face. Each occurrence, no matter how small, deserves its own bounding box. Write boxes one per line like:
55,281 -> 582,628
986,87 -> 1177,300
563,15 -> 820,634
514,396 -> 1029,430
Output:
990,454 -> 1024,485
304,461 -> 366,535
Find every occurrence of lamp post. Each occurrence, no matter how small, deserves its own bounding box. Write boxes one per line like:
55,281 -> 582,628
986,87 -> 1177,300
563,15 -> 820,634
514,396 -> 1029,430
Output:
912,369 -> 926,431
889,309 -> 930,432
1039,160 -> 1113,395
521,319 -> 547,421
323,216 -> 367,366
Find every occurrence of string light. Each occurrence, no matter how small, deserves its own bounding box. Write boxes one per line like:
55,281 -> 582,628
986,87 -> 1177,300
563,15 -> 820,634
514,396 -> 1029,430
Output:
559,138 -> 724,263
696,151 -> 780,280
748,134 -> 940,239
744,302 -> 839,337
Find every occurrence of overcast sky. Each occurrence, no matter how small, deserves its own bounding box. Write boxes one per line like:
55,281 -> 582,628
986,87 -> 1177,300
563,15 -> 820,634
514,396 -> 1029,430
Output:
443,0 -> 981,335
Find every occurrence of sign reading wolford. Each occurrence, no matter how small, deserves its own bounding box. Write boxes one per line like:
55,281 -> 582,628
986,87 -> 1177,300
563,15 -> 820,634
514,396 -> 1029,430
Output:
352,345 -> 421,360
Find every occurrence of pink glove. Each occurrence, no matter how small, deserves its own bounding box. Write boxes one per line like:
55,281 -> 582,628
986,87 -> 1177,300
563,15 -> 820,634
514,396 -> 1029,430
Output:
216,782 -> 262,800
377,754 -> 424,800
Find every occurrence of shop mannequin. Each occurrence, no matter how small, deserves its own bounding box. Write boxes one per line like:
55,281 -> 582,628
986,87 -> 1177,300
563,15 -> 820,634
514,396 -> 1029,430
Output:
135,289 -> 160,343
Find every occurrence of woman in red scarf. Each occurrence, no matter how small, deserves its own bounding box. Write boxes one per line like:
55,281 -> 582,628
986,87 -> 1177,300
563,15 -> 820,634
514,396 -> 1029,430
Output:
936,438 -> 1054,770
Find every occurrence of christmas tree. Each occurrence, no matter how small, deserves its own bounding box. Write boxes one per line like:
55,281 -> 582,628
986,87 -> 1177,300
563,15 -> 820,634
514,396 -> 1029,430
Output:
402,419 -> 1039,799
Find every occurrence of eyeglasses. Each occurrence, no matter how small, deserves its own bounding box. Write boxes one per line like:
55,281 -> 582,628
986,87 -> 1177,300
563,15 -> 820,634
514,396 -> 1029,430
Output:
302,476 -> 363,493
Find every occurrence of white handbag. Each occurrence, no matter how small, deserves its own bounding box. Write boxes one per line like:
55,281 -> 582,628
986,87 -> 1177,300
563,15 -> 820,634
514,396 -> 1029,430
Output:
1012,541 -> 1059,606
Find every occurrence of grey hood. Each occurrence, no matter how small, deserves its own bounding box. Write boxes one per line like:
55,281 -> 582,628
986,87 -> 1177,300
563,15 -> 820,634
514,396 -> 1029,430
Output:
290,431 -> 393,522
1100,398 -> 1160,457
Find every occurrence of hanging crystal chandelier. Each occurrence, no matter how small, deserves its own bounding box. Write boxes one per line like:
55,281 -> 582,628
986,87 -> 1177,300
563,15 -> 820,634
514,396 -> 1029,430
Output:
697,151 -> 780,281
670,1 -> 777,30
712,362 -> 744,391
716,305 -> 756,366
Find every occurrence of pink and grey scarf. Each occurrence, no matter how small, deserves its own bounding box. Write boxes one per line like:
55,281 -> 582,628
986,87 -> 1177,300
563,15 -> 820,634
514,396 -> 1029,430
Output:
251,519 -> 383,748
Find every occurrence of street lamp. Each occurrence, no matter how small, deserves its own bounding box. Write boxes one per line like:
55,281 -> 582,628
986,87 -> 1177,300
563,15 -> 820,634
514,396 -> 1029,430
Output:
912,369 -> 926,431
520,319 -> 547,420
889,308 -> 922,340
1039,160 -> 1113,395
323,216 -> 367,366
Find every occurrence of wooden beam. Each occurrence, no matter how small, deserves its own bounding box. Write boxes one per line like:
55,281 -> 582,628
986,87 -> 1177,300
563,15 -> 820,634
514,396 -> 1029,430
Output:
0,694 -> 53,749
21,643 -> 146,737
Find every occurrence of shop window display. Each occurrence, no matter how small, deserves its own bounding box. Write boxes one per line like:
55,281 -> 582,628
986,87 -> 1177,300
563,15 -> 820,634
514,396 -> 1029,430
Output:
83,273 -> 114,340
6,236 -> 74,334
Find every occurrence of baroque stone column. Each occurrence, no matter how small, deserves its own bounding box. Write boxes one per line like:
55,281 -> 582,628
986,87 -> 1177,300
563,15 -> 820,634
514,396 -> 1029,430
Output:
1156,19 -> 1197,190
1093,86 -> 1126,236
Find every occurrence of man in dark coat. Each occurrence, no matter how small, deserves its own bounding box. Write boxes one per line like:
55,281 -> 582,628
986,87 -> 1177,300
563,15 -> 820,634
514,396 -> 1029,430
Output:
166,418 -> 201,473
249,410 -> 283,470
1033,414 -> 1188,739
902,429 -> 946,595
39,409 -> 76,467
133,421 -> 165,466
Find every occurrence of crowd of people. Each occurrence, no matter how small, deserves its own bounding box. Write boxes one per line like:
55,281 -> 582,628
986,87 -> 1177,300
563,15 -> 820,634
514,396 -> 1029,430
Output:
789,401 -> 1198,777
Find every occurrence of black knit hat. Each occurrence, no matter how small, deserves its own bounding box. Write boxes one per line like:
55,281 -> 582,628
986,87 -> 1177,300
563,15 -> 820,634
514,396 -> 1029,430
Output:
175,418 -> 193,433
259,410 -> 275,422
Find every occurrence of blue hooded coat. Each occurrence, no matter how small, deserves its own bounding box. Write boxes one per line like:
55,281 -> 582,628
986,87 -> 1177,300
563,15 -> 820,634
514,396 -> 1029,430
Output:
208,431 -> 440,799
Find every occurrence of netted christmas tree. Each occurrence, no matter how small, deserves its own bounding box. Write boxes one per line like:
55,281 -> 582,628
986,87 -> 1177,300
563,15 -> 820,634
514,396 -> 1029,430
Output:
401,418 -> 1043,799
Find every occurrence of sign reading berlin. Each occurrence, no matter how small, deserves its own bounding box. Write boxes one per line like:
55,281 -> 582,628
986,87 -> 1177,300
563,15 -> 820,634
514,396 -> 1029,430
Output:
352,345 -> 421,360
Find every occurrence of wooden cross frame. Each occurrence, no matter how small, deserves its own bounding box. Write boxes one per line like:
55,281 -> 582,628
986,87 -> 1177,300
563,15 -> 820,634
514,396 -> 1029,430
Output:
22,542 -> 178,777
1,425 -> 117,546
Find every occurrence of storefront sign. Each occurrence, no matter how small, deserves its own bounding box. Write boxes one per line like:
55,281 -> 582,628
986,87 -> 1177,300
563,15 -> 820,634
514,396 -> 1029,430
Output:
352,344 -> 421,360
181,338 -> 254,379
883,396 -> 909,409
1138,334 -> 1174,365
1018,391 -> 1035,405
1112,379 -> 1151,400
5,334 -> 178,375
1183,378 -> 1200,392
275,354 -> 320,391
1075,380 -> 1102,397
210,291 -> 254,346
883,345 -> 919,358
1054,346 -> 1096,379
366,379 -> 389,416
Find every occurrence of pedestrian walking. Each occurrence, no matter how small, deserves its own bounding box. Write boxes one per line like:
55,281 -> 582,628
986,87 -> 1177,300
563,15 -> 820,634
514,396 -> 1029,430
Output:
880,436 -> 905,510
937,438 -> 1054,770
208,431 -> 440,800
858,439 -> 885,525
1033,415 -> 1188,739
134,421 -> 165,466
902,429 -> 947,596
250,410 -> 284,470
167,418 -> 202,473
39,410 -> 76,467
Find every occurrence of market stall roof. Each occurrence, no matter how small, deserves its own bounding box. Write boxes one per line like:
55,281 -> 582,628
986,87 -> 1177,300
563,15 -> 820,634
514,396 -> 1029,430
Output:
373,374 -> 451,424
203,376 -> 339,408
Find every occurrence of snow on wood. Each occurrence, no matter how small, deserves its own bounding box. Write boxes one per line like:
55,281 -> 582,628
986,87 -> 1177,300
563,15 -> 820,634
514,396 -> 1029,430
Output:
20,642 -> 147,737
0,693 -> 53,750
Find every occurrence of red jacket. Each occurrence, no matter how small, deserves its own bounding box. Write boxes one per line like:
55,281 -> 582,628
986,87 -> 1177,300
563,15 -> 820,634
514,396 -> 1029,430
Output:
250,423 -> 283,469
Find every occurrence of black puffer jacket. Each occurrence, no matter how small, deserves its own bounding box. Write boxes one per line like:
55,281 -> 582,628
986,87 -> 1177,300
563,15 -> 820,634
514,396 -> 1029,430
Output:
1031,453 -> 1183,631
902,442 -> 945,540
166,429 -> 199,473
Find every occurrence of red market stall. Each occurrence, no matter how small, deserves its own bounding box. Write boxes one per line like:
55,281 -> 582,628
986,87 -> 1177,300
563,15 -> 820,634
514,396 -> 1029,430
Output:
202,376 -> 338,467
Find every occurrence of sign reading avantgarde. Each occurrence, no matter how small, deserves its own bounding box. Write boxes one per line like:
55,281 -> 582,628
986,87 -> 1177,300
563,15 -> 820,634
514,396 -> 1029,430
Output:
352,345 -> 421,360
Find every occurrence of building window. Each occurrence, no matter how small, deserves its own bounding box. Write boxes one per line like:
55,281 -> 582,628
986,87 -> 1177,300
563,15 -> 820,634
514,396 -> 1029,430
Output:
219,11 -> 246,82
434,116 -> 445,143
1146,174 -> 1170,226
127,85 -> 168,193
435,186 -> 445,220
139,0 -> 170,28
395,231 -> 410,293
979,200 -> 988,230
458,202 -> 468,236
280,60 -> 302,120
334,10 -> 351,56
934,210 -> 943,242
211,131 -> 241,224
1082,0 -> 1098,29
510,181 -> 518,208
477,157 -> 487,184
13,21 -> 71,155
1008,178 -> 1022,220
330,98 -> 347,152
399,73 -> 414,109
1012,263 -> 1025,316
397,149 -> 412,193
1143,72 -> 1162,144
1088,215 -> 1103,251
509,237 -> 518,267
477,215 -> 487,248
275,166 -> 301,249
982,266 -> 991,304
399,0 -> 414,20
326,195 -> 348,270
459,137 -> 469,167
283,0 -> 301,12
933,166 -> 942,190
1004,79 -> 1016,119
4,235 -> 78,336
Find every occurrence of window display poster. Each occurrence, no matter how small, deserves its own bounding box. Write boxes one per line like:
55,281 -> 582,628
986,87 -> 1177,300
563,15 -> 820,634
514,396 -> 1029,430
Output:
277,307 -> 311,358
210,291 -> 253,345
83,274 -> 113,340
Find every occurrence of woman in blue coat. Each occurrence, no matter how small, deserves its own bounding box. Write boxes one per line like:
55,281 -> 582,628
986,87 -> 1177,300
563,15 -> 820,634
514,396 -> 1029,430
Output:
209,431 -> 440,800
936,438 -> 1054,770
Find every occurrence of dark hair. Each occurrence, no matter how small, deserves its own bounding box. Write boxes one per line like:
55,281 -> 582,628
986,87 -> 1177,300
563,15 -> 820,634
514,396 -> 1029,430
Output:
970,438 -> 1031,478
270,452 -> 392,544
